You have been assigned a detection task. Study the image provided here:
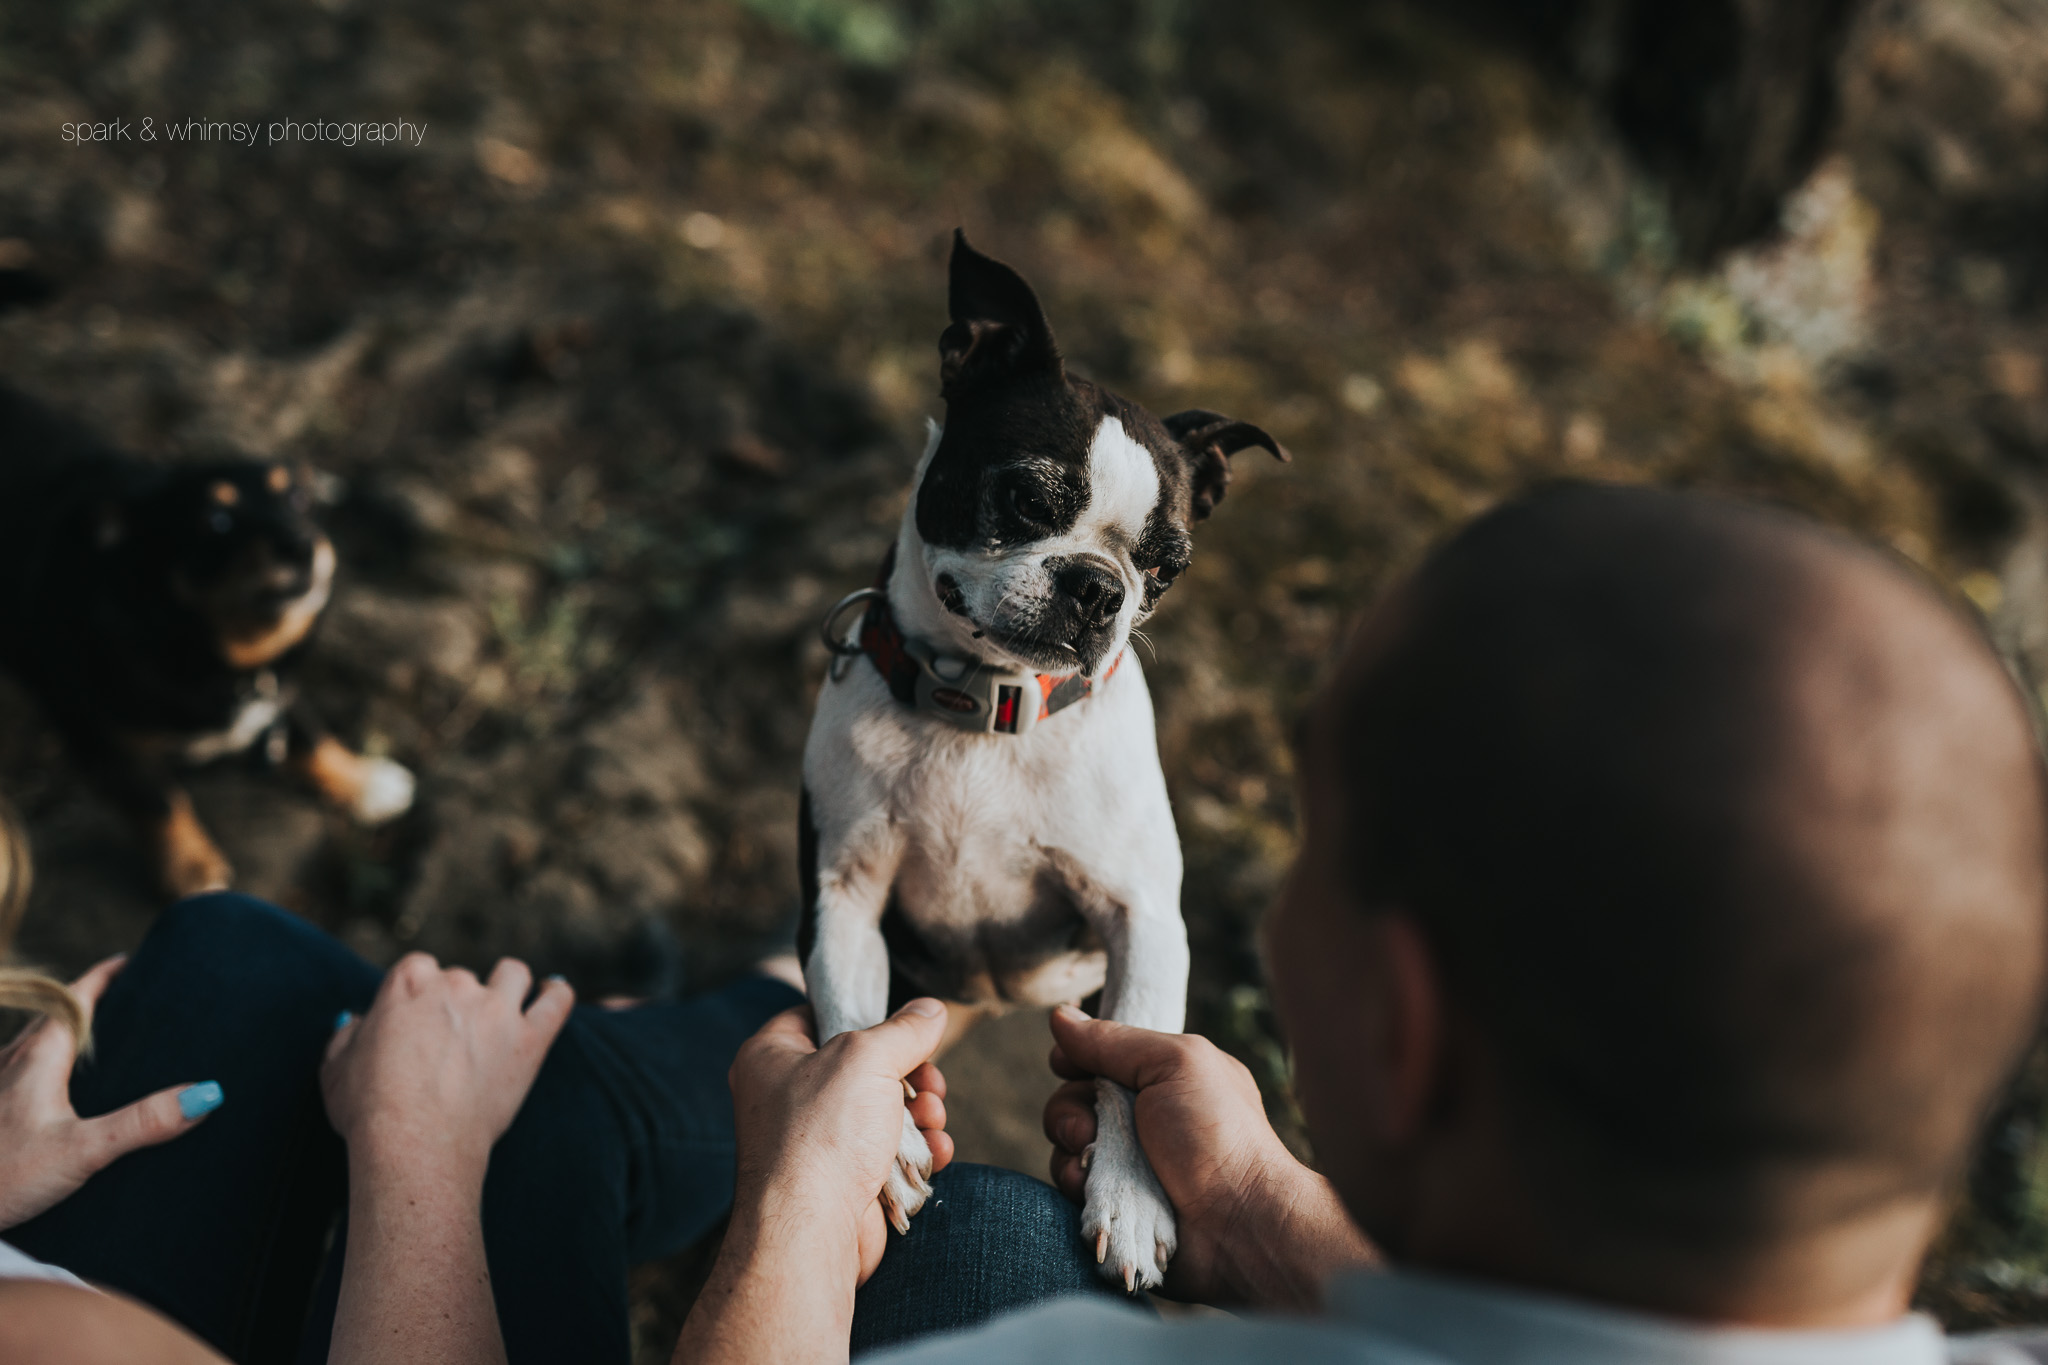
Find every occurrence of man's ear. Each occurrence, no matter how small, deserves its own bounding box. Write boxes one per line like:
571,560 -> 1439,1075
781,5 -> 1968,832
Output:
940,229 -> 1062,394
1364,913 -> 1443,1146
1162,409 -> 1289,520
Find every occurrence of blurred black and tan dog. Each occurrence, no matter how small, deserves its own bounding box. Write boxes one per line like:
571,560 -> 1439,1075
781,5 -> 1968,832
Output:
0,384 -> 413,899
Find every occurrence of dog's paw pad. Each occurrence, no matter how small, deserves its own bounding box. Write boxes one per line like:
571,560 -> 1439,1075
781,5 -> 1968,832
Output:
350,757 -> 415,825
1082,1164 -> 1177,1293
879,1107 -> 933,1234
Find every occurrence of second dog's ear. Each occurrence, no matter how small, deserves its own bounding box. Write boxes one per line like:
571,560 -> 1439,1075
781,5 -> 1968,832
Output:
95,503 -> 125,549
940,230 -> 1061,394
1163,410 -> 1289,521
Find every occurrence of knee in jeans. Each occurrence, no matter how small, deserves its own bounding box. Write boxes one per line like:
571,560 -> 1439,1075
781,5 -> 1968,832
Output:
932,1164 -> 1080,1241
144,892 -> 354,993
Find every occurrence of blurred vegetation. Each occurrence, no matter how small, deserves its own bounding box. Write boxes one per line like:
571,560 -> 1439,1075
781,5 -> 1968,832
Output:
3,0 -> 2048,1350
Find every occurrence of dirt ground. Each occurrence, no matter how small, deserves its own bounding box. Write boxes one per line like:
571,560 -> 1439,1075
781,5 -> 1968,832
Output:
4,0 -> 2048,1353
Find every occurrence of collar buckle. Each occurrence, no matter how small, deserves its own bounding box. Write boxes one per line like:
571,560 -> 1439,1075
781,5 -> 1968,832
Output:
899,637 -> 1045,737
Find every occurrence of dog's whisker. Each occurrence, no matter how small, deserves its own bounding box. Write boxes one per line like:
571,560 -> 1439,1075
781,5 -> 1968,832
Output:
989,587 -> 1026,633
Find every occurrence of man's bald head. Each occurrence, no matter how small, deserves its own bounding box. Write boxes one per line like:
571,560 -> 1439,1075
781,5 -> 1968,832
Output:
1318,484 -> 2048,1251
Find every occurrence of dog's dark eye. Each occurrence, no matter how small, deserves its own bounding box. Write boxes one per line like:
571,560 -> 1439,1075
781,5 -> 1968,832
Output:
208,510 -> 233,534
1007,485 -> 1053,528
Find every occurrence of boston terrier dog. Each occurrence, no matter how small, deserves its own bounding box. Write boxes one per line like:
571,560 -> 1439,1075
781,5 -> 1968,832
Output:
0,384 -> 414,899
801,232 -> 1284,1290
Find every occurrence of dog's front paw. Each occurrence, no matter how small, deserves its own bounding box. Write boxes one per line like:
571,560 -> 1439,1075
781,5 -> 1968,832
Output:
161,842 -> 234,900
1083,1079 -> 1178,1292
348,756 -> 416,825
1082,1147 -> 1177,1293
152,814 -> 234,900
879,1105 -> 934,1234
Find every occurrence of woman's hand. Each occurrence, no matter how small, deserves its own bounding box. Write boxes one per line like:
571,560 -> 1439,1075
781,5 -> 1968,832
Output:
1043,1005 -> 1377,1309
728,1001 -> 953,1286
321,952 -> 573,1181
322,953 -> 573,1365
0,956 -> 222,1231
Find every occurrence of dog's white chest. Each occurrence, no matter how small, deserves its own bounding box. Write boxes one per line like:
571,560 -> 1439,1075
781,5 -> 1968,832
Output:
813,653 -> 1180,1007
890,738 -> 1110,1003
182,672 -> 285,764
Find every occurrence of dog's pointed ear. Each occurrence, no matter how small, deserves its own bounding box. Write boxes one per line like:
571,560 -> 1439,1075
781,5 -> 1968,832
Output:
940,229 -> 1061,395
95,502 -> 125,549
1163,409 -> 1289,520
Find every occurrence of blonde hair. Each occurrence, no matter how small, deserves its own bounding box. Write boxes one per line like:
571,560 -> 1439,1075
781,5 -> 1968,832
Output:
0,799 -> 87,1052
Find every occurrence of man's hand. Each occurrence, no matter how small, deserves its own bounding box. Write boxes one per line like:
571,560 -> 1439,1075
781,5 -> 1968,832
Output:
321,952 -> 573,1183
1044,1005 -> 1376,1309
728,1000 -> 953,1285
675,999 -> 951,1365
0,956 -> 220,1231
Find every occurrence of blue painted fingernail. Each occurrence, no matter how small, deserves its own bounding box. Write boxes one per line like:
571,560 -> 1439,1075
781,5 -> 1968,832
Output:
178,1081 -> 224,1120
333,1010 -> 354,1031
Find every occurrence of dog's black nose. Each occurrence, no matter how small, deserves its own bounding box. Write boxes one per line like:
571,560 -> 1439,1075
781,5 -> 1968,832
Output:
1054,562 -> 1125,628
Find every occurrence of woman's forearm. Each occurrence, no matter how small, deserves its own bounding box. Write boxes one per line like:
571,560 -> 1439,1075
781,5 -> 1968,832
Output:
327,1150 -> 505,1365
673,1191 -> 863,1365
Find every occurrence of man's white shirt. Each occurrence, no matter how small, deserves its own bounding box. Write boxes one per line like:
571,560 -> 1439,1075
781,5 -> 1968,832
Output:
872,1268 -> 2046,1365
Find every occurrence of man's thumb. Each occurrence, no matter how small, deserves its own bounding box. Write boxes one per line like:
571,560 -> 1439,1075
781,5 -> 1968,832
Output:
858,998 -> 947,1078
1049,1005 -> 1184,1091
79,1081 -> 222,1171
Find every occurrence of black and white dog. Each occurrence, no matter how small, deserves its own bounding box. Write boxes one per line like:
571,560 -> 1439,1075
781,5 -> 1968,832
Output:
800,232 -> 1283,1290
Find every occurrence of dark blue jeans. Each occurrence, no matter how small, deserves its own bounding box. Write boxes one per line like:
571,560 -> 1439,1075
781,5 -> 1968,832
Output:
8,893 -> 798,1364
4,893 -> 1118,1362
852,1163 -> 1130,1357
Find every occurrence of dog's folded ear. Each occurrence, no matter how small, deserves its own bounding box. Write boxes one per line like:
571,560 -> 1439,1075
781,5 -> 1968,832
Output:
1163,409 -> 1289,520
940,230 -> 1062,394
